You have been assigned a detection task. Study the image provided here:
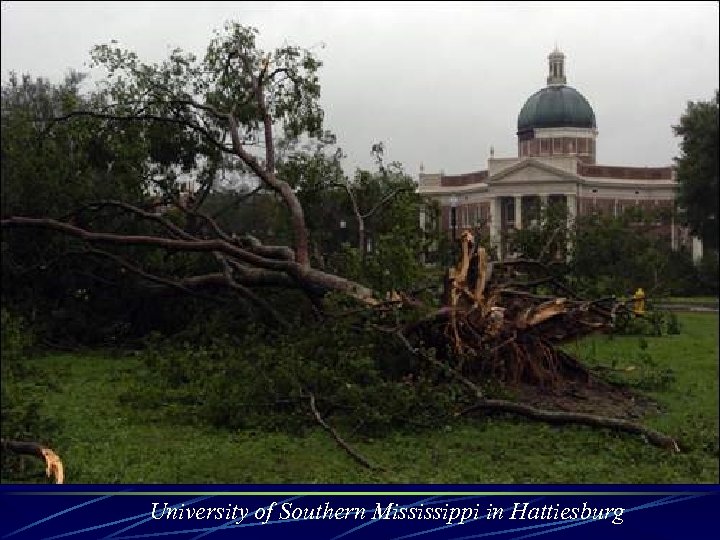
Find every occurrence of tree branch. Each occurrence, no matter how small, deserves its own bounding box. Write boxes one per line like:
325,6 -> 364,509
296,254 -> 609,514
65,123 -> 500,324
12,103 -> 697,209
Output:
459,399 -> 681,452
48,110 -> 234,154
68,200 -> 198,241
1,439 -> 64,484
361,186 -> 411,220
227,113 -> 309,266
2,215 -> 377,304
307,393 -> 379,470
215,253 -> 290,328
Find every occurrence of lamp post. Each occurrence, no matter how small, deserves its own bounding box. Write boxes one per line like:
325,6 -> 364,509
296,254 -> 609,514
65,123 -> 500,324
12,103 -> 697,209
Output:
339,219 -> 347,247
450,195 -> 459,261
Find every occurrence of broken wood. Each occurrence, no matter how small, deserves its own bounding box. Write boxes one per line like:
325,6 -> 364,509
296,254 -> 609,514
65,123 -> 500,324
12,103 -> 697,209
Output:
1,439 -> 65,483
430,229 -> 627,387
376,228 -> 682,453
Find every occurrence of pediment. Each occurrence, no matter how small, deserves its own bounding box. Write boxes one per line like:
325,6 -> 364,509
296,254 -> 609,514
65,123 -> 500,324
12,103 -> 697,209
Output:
488,159 -> 581,184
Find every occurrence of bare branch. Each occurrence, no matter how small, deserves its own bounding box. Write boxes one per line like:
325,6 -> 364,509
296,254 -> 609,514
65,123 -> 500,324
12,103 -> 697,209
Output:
361,186 -> 411,220
84,247 -> 227,304
459,399 -> 681,452
2,216 -> 377,304
1,216 -> 296,273
307,392 -> 379,469
67,200 -> 198,241
216,253 -> 290,328
210,185 -> 264,219
227,113 -> 310,266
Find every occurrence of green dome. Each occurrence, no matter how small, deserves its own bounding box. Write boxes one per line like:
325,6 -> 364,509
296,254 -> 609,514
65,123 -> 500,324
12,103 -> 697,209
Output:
517,85 -> 596,132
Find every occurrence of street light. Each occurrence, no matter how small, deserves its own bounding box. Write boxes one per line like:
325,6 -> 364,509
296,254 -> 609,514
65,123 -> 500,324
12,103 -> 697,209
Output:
339,219 -> 348,246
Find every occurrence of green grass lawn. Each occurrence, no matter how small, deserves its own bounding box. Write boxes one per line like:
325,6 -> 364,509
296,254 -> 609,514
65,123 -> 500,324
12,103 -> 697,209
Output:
655,296 -> 718,305
4,313 -> 718,484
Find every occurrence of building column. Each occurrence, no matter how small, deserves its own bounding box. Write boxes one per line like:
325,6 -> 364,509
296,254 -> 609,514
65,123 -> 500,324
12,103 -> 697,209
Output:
514,195 -> 522,229
670,211 -> 676,251
566,193 -> 577,258
692,236 -> 704,263
489,197 -> 500,247
566,193 -> 577,222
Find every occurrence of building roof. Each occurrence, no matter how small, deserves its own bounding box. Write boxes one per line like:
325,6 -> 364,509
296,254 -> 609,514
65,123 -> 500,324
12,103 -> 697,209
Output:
440,170 -> 489,187
577,162 -> 673,180
517,85 -> 596,132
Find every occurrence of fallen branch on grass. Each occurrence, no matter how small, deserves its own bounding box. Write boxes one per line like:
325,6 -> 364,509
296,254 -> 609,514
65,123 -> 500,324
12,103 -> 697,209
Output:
458,399 -> 681,452
1,439 -> 65,483
307,393 -> 380,470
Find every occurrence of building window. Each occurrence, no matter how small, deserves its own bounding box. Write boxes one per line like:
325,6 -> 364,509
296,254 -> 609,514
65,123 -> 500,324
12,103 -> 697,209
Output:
501,197 -> 515,227
541,139 -> 550,155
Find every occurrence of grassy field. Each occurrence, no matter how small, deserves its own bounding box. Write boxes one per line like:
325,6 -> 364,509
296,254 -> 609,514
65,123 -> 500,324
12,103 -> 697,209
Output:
3,313 -> 718,484
655,296 -> 718,305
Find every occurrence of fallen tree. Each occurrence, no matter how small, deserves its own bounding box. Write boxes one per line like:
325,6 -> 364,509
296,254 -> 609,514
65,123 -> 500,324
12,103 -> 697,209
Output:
0,23 -> 682,480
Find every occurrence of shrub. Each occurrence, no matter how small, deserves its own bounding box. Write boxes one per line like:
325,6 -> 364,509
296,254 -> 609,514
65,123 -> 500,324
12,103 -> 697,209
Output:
1,309 -> 58,481
126,315 -> 464,438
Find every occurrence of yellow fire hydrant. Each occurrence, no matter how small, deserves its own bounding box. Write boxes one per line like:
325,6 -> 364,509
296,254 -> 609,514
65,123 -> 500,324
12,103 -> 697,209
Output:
632,288 -> 646,314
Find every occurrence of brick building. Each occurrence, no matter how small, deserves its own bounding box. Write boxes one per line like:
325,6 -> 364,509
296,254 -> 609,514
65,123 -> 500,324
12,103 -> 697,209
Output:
418,48 -> 703,261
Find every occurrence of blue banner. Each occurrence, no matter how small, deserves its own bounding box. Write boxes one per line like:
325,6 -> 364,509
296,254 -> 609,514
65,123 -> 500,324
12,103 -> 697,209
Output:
1,484 -> 718,539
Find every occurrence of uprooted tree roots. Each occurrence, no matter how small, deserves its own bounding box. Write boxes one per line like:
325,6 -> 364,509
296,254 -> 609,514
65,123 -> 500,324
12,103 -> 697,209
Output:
430,230 -> 619,388
334,230 -> 680,468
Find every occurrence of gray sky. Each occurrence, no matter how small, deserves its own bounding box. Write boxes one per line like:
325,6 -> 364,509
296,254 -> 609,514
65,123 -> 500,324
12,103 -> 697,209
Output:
2,1 -> 718,178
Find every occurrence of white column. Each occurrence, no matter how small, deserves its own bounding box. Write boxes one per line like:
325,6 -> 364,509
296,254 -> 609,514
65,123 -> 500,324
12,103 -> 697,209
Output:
540,195 -> 549,222
692,236 -> 704,263
567,193 -> 577,222
514,195 -> 522,229
566,193 -> 577,258
670,212 -> 676,251
489,197 -> 500,247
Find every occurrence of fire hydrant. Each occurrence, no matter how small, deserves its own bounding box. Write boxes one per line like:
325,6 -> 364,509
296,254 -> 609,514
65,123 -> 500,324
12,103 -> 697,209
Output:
632,288 -> 646,314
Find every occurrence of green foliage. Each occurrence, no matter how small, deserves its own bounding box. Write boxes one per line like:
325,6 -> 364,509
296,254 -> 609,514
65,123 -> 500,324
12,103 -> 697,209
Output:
1,72 -> 146,219
126,316 -> 459,438
0,71 -> 182,345
328,159 -> 431,294
571,210 -> 683,297
2,21 -> 338,345
613,310 -> 677,337
695,251 -> 719,295
5,313 -> 717,483
666,313 -> 682,335
506,196 -> 712,298
0,310 -> 58,480
510,200 -> 569,262
673,90 -> 719,250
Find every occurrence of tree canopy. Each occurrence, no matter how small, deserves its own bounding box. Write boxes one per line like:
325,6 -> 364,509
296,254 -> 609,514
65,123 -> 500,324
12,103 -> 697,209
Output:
673,90 -> 719,251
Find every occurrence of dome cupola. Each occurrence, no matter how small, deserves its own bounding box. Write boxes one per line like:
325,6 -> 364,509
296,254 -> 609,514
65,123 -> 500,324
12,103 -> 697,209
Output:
516,49 -> 598,164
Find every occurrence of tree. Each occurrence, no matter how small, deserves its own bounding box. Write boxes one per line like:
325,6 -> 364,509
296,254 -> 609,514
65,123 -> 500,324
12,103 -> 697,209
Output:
2,23 -> 378,318
673,90 -> 719,251
0,72 -> 168,343
1,24 -> 683,473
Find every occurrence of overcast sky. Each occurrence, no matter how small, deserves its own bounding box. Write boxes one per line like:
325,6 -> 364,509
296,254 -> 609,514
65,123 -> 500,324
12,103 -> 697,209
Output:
2,1 -> 718,178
